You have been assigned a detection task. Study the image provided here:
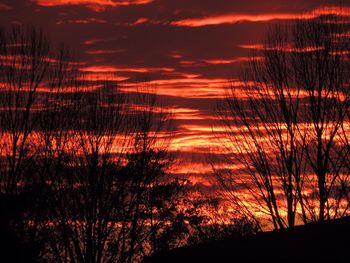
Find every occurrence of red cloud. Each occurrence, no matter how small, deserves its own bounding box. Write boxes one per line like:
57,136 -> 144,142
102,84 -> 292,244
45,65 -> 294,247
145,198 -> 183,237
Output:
80,65 -> 175,73
240,44 -> 324,53
34,0 -> 153,11
85,49 -> 126,55
203,57 -> 264,65
171,6 -> 350,27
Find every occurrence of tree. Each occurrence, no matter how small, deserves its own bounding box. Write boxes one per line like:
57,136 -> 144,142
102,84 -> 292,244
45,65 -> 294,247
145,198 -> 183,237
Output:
0,25 -> 81,261
45,79 -> 128,263
0,25 -> 50,195
293,16 -> 350,221
42,81 -> 192,263
117,90 -> 186,262
217,14 -> 350,229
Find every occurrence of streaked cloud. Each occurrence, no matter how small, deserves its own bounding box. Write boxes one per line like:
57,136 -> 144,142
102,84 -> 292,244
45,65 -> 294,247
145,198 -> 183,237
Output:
203,56 -> 264,65
171,6 -> 350,27
56,18 -> 106,25
83,38 -> 116,45
240,44 -> 325,53
85,49 -> 126,55
34,0 -> 153,11
120,78 -> 242,99
80,73 -> 129,81
80,65 -> 175,73
128,17 -> 161,26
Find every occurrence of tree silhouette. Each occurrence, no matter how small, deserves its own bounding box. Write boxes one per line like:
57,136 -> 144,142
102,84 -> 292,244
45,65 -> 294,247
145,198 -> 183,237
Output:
217,14 -> 350,228
0,25 -> 50,195
0,25 -> 81,261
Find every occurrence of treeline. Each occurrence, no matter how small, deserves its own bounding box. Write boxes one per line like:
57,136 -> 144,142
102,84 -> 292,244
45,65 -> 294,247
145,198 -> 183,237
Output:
0,26 -> 257,262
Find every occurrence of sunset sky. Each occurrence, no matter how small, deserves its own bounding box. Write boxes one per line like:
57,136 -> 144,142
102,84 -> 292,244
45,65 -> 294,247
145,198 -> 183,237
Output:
1,0 -> 349,190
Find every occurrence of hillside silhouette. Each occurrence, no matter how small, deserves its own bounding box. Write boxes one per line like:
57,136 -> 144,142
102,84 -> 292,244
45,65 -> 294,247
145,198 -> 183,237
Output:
146,217 -> 350,263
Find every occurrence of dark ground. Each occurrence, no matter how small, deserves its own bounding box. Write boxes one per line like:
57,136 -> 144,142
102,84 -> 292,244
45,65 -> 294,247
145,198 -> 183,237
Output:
145,217 -> 350,263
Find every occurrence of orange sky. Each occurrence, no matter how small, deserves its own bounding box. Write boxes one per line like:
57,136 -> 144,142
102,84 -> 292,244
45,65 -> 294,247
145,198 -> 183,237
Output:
0,0 -> 350,194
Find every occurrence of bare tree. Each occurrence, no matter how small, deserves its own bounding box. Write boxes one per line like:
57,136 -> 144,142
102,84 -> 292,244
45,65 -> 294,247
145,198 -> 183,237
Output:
117,88 -> 181,262
45,78 -> 128,263
293,16 -> 350,221
0,25 -> 82,261
217,14 -> 350,229
0,25 -> 50,195
45,82 -> 192,263
0,27 -> 197,262
33,46 -> 83,260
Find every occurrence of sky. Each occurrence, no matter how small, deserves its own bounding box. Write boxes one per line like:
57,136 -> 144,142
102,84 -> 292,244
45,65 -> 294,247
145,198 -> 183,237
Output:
0,0 -> 349,190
